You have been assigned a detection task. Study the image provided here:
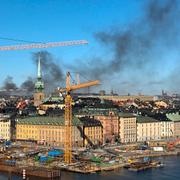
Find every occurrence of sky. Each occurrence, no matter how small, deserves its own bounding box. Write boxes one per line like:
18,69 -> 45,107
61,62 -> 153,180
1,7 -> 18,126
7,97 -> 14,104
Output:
0,0 -> 179,95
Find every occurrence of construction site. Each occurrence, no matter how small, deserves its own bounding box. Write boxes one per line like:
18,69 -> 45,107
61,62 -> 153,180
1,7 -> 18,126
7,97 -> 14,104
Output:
0,139 -> 180,178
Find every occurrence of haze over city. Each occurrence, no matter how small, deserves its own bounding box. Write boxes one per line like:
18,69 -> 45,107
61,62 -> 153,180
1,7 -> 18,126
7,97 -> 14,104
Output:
0,0 -> 180,95
1,1 -> 180,180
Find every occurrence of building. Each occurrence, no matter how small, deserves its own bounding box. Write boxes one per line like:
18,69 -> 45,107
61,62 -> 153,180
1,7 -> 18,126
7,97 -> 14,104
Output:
0,118 -> 11,140
166,113 -> 180,138
119,113 -> 137,143
16,116 -> 103,147
95,113 -> 119,144
79,117 -> 103,146
160,121 -> 174,139
39,94 -> 65,111
76,107 -> 119,143
173,121 -> 180,138
78,95 -> 155,102
154,101 -> 168,108
137,116 -> 161,142
33,56 -> 45,107
16,116 -> 83,147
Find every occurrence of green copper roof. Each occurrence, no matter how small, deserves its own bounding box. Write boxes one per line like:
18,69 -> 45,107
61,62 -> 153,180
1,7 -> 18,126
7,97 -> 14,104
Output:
137,116 -> 159,123
79,107 -> 119,116
16,116 -> 83,126
35,80 -> 44,91
166,113 -> 180,122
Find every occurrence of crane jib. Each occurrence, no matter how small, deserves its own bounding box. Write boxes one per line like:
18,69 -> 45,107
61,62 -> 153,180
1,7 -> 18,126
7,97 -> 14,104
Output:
0,40 -> 88,51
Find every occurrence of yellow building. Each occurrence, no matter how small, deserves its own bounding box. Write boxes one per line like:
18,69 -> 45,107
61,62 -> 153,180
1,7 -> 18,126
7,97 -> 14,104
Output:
119,113 -> 137,143
16,116 -> 83,147
34,92 -> 45,107
0,119 -> 11,140
79,117 -> 103,146
16,116 -> 103,147
154,101 -> 168,108
39,103 -> 64,111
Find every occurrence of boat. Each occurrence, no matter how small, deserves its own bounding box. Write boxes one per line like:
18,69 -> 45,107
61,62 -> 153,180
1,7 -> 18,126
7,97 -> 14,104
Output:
156,162 -> 164,168
124,158 -> 164,171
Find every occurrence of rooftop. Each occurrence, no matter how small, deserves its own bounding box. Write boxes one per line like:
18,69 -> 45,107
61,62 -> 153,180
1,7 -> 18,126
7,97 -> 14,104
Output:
16,116 -> 83,126
119,112 -> 136,118
137,116 -> 159,123
78,107 -> 119,116
166,112 -> 180,122
79,117 -> 102,127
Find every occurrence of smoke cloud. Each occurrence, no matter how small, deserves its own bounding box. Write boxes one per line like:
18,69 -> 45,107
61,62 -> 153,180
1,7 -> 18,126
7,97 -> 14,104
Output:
21,77 -> 35,93
1,0 -> 180,95
73,0 -> 180,94
3,76 -> 17,91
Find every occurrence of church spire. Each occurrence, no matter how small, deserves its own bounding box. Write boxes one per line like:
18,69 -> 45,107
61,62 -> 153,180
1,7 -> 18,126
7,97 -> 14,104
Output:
38,55 -> 42,79
34,54 -> 44,92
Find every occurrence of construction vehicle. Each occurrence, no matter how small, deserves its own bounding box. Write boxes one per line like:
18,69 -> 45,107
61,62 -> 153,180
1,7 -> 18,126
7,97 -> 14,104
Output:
58,72 -> 99,164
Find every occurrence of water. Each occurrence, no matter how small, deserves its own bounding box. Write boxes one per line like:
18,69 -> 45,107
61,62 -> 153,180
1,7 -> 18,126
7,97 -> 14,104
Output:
1,156 -> 180,180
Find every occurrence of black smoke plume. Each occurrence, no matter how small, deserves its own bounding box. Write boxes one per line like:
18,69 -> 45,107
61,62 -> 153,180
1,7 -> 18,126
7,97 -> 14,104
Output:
21,77 -> 35,93
74,0 -> 180,94
3,76 -> 17,91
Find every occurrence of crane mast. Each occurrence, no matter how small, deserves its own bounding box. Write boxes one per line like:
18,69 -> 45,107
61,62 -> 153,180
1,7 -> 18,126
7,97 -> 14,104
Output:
62,72 -> 99,164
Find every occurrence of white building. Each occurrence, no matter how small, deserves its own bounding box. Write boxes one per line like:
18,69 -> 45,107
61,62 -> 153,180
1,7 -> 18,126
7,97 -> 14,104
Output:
137,116 -> 161,142
166,113 -> 180,138
160,121 -> 174,139
119,113 -> 137,143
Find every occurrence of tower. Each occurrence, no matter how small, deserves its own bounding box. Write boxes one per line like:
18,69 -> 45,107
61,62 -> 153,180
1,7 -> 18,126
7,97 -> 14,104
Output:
33,56 -> 45,107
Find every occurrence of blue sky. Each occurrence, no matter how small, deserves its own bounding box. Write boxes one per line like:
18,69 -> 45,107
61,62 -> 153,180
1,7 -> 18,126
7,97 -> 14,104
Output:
0,0 -> 179,95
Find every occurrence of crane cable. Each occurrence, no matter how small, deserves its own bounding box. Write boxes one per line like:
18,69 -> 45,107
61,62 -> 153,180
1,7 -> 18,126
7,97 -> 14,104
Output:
0,36 -> 42,44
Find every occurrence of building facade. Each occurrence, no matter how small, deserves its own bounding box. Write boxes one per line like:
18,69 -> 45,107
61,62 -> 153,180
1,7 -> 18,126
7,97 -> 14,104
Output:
77,108 -> 119,144
94,113 -> 119,144
0,119 -> 11,140
79,117 -> 103,146
160,121 -> 174,139
119,113 -> 137,143
166,113 -> 180,138
16,116 -> 103,147
16,116 -> 83,147
137,116 -> 161,142
174,121 -> 180,138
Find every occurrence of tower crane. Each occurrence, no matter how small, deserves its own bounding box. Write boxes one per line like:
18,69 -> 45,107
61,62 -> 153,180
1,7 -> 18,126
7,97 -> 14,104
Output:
58,72 -> 100,164
0,37 -> 99,164
0,40 -> 88,50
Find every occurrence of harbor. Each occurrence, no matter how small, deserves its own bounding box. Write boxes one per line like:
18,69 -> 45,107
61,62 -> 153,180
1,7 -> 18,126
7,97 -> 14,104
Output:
0,155 -> 180,180
0,141 -> 180,177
